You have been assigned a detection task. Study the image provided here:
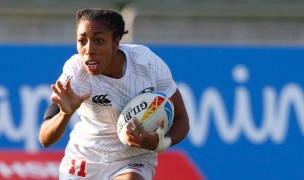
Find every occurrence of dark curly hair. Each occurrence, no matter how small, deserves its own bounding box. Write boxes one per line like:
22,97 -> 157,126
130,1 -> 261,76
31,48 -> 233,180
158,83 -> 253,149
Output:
76,8 -> 128,40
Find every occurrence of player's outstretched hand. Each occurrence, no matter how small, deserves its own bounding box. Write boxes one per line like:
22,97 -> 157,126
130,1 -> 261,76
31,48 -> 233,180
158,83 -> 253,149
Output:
125,118 -> 163,151
50,79 -> 90,115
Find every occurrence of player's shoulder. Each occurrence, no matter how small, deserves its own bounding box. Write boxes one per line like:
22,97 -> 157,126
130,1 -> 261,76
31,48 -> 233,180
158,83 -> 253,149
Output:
119,44 -> 154,57
63,54 -> 82,71
120,44 -> 160,66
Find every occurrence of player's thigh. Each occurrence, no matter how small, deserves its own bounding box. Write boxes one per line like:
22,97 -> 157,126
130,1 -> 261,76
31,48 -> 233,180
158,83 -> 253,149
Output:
113,172 -> 145,180
110,153 -> 156,180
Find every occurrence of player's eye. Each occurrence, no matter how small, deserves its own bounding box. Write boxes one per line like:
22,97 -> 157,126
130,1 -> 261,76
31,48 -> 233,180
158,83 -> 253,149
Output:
95,39 -> 104,44
77,39 -> 86,45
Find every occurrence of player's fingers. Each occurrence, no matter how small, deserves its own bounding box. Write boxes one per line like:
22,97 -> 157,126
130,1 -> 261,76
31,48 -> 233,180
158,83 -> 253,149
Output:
51,84 -> 61,95
126,122 -> 136,135
125,124 -> 138,142
50,96 -> 60,104
125,129 -> 142,147
125,132 -> 136,142
126,122 -> 141,139
56,81 -> 65,92
126,121 -> 133,131
126,133 -> 135,139
133,118 -> 144,134
65,79 -> 71,90
127,141 -> 140,148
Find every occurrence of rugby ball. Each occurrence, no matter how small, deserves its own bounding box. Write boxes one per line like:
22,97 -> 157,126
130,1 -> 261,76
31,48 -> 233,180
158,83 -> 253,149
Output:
117,91 -> 174,144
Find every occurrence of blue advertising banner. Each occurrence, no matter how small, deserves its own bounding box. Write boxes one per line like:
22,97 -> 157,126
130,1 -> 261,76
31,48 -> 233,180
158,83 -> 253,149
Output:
0,45 -> 304,179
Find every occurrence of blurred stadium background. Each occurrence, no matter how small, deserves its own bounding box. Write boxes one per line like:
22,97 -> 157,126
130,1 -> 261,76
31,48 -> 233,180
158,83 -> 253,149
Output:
2,0 -> 304,45
1,0 -> 304,180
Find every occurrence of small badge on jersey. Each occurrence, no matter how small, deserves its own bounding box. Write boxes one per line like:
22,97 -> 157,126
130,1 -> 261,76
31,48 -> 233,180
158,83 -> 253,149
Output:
61,74 -> 73,88
127,163 -> 144,172
139,87 -> 155,95
64,74 -> 74,81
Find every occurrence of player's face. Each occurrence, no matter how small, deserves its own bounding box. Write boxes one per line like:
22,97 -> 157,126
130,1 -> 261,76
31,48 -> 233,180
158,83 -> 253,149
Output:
76,20 -> 120,76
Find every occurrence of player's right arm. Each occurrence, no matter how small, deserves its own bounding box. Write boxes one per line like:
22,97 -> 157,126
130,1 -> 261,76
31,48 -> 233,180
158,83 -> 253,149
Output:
39,104 -> 73,148
39,79 -> 89,147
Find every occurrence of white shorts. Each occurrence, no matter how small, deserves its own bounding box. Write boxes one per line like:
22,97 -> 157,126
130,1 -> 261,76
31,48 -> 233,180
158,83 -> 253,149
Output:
59,142 -> 157,180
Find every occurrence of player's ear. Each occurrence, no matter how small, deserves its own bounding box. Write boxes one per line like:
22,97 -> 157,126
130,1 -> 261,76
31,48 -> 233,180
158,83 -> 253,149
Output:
112,37 -> 120,49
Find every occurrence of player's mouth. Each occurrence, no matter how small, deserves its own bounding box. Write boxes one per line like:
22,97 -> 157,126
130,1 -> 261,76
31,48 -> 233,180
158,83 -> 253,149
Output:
85,61 -> 98,71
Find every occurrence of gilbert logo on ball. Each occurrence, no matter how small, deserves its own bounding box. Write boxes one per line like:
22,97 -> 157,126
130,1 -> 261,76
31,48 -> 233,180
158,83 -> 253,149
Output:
117,91 -> 174,144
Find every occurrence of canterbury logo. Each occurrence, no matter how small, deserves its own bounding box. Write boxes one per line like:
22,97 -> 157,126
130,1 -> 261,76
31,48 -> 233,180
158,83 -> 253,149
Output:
92,94 -> 112,106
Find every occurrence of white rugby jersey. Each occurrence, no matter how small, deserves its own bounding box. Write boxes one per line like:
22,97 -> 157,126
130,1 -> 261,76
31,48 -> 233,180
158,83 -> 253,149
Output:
55,44 -> 177,157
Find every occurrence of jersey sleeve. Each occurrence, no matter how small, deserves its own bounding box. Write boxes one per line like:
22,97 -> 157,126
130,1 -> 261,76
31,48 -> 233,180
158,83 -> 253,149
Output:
146,47 -> 177,98
51,55 -> 80,98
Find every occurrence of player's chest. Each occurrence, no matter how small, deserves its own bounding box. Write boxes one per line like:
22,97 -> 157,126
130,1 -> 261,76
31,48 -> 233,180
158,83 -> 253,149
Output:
86,75 -> 155,110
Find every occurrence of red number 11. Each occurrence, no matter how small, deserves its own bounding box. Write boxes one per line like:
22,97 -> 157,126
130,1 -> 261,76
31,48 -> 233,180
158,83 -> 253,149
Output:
69,159 -> 87,177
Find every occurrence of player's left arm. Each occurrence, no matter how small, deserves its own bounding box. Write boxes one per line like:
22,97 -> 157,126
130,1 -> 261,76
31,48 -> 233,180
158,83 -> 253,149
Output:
126,47 -> 189,150
166,88 -> 190,146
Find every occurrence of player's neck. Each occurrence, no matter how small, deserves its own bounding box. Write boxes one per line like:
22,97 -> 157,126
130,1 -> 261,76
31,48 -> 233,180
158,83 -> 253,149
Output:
103,50 -> 126,79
